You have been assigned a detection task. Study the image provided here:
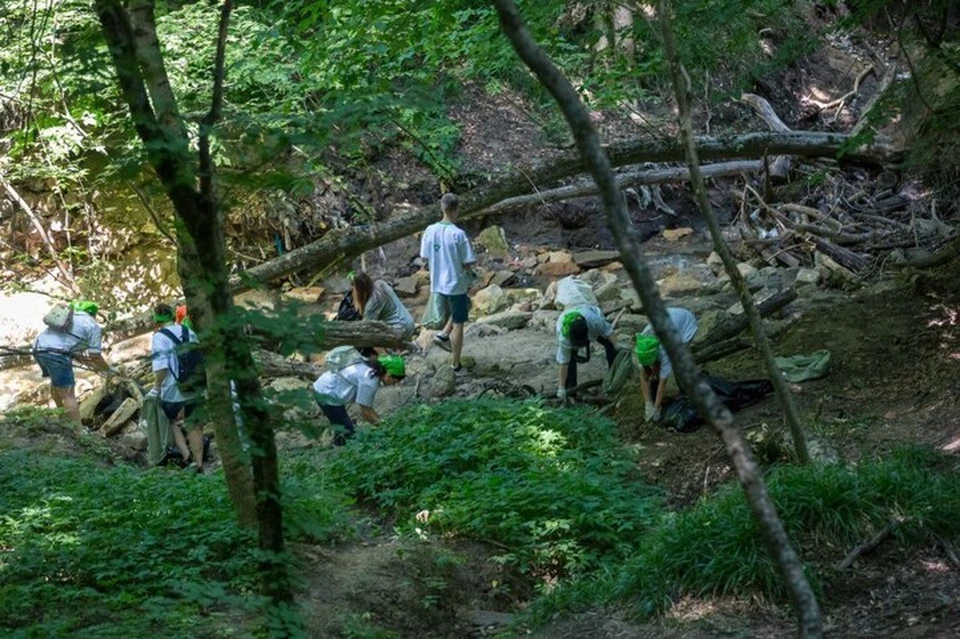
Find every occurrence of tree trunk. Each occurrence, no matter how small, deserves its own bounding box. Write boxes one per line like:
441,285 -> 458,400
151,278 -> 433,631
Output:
491,1 -> 822,637
657,0 -> 820,634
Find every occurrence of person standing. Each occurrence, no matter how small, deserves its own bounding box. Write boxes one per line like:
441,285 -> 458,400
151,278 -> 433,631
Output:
555,305 -> 617,400
32,300 -> 113,424
313,355 -> 406,446
148,303 -> 205,469
635,306 -> 699,422
420,193 -> 476,371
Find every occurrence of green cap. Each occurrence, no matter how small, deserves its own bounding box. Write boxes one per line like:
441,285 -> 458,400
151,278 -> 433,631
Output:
71,300 -> 99,316
560,311 -> 582,337
380,355 -> 405,378
635,334 -> 661,366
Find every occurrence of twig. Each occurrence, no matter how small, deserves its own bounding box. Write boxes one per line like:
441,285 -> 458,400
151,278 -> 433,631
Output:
0,174 -> 75,286
805,65 -> 875,111
835,519 -> 898,570
932,532 -> 960,570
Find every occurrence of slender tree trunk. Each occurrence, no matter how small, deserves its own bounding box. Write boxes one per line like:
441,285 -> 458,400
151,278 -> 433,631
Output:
492,2 -> 822,637
657,3 -> 812,465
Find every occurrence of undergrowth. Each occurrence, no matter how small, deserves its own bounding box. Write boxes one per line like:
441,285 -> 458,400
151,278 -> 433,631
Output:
0,410 -> 352,637
328,399 -> 662,576
529,448 -> 960,623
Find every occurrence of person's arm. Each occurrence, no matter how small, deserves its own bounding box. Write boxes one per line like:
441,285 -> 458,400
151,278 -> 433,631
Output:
556,332 -> 571,397
359,405 -> 380,424
154,368 -> 169,392
85,352 -> 111,372
654,378 -> 668,409
639,368 -> 651,404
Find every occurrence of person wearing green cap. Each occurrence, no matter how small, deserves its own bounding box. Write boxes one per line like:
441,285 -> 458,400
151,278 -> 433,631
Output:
636,307 -> 698,422
32,299 -> 113,423
555,304 -> 616,400
313,354 -> 406,445
149,302 -> 205,469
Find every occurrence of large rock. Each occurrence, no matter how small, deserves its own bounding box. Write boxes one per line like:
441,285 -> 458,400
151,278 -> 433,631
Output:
429,365 -> 457,398
282,286 -> 325,304
477,226 -> 510,258
794,268 -> 820,287
472,284 -> 509,316
616,314 -> 649,336
121,430 -> 148,451
659,273 -> 701,297
736,262 -> 758,278
547,250 -> 574,263
620,287 -> 642,311
531,309 -> 561,331
707,251 -> 724,272
491,270 -> 517,288
393,276 -> 419,297
663,227 -> 694,242
726,288 -> 778,315
475,309 -> 533,330
540,281 -> 558,310
580,268 -> 617,292
573,250 -> 620,269
594,281 -> 621,303
101,398 -> 140,437
537,261 -> 580,277
692,309 -> 730,343
234,289 -> 279,311
504,288 -> 542,306
325,275 -> 353,295
79,385 -> 110,423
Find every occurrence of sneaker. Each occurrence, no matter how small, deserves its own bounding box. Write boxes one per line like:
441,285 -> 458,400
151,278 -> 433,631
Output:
433,333 -> 452,352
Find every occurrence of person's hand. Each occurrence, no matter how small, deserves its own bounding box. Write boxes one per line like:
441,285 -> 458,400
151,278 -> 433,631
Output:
556,386 -> 568,401
644,401 -> 656,422
146,388 -> 160,400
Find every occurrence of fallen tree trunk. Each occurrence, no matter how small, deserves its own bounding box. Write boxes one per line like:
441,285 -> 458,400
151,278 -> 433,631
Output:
693,288 -> 798,348
103,130 -> 898,339
739,93 -> 792,181
253,350 -> 323,381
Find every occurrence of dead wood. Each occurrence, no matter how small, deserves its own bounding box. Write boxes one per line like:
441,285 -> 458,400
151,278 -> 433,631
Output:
805,65 -> 875,112
253,350 -> 323,381
740,93 -> 792,180
693,288 -> 798,347
851,62 -> 898,137
835,520 -> 898,570
810,236 -> 871,272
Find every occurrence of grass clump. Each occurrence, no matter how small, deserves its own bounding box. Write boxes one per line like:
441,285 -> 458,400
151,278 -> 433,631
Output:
534,448 -> 960,621
329,399 -> 662,575
0,412 -> 352,637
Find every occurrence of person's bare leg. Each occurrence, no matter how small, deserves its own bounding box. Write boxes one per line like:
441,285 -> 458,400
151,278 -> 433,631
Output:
186,428 -> 204,466
60,388 -> 82,424
441,317 -> 453,337
49,386 -> 65,409
450,322 -> 464,368
170,422 -> 191,460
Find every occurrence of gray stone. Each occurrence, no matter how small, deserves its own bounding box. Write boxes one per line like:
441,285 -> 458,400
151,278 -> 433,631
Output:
477,226 -> 510,258
102,398 -> 140,436
692,310 -> 730,343
616,313 -> 649,336
466,323 -> 504,338
620,286 -> 642,311
573,249 -> 620,269
121,430 -> 148,451
707,251 -> 724,272
531,309 -> 561,331
794,268 -> 820,287
504,288 -> 542,306
594,281 -> 621,303
472,284 -> 509,316
475,309 -> 533,330
429,365 -> 457,398
393,276 -> 419,297
726,288 -> 778,315
580,268 -> 617,293
540,280 -> 558,309
547,250 -> 573,263
736,262 -> 758,278
491,269 -> 516,288
325,276 -> 353,295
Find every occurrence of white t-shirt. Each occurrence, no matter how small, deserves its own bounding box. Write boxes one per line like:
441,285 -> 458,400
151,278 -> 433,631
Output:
313,362 -> 380,407
555,304 -> 613,364
34,311 -> 103,355
641,307 -> 698,380
419,221 -> 476,295
151,323 -> 200,403
364,280 -> 415,338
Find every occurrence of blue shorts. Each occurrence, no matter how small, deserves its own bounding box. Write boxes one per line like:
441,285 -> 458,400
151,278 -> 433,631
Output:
441,293 -> 470,324
34,351 -> 75,388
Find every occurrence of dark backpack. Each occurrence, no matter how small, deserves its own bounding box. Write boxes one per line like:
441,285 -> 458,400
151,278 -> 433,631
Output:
159,326 -> 206,393
336,290 -> 362,321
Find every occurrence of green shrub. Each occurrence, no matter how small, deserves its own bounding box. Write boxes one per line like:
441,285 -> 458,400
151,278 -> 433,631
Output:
329,399 -> 662,575
532,448 -> 960,621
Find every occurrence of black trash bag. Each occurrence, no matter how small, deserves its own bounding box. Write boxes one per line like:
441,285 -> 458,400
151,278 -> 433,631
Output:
336,290 -> 362,321
663,375 -> 774,433
158,435 -> 212,468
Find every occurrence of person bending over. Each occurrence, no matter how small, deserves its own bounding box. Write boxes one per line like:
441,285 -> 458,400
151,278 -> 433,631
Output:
313,355 -> 405,446
555,304 -> 616,400
351,271 -> 416,341
635,306 -> 699,423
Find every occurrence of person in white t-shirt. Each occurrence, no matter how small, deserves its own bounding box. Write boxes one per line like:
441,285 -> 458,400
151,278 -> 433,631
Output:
419,193 -> 476,371
32,300 -> 114,424
555,304 -> 617,400
313,355 -> 405,446
148,303 -> 205,468
635,307 -> 699,422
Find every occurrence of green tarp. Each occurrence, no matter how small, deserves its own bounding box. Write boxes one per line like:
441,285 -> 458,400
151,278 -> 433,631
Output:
141,395 -> 172,466
774,349 -> 832,382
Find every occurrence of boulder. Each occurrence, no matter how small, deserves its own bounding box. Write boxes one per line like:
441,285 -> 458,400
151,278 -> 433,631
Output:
547,250 -> 574,263
692,309 -> 729,343
531,309 -> 561,331
580,268 -> 617,292
616,313 -> 649,336
491,269 -> 517,288
659,273 -> 701,297
428,366 -> 457,398
573,249 -> 620,269
477,226 -> 510,258
504,288 -> 542,306
282,286 -> 325,304
602,261 -> 623,272
79,385 -> 110,423
475,269 -> 496,288
794,268 -> 820,287
325,276 -> 353,295
466,323 -> 504,338
393,276 -> 420,297
620,287 -> 642,311
736,262 -> 758,278
594,281 -> 621,303
540,281 -> 558,310
663,227 -> 694,242
101,398 -> 140,437
518,256 -> 539,270
234,289 -> 279,311
121,430 -> 148,451
413,268 -> 431,286
537,261 -> 580,277
707,251 -> 724,272
726,288 -> 778,315
475,309 -> 533,330
472,284 -> 510,316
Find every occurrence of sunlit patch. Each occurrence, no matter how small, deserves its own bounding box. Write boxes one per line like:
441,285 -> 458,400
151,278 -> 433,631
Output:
669,596 -> 720,621
920,559 -> 950,573
940,436 -> 960,453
